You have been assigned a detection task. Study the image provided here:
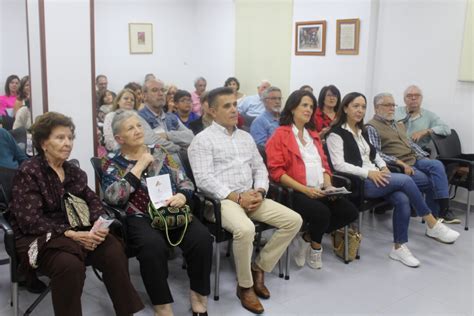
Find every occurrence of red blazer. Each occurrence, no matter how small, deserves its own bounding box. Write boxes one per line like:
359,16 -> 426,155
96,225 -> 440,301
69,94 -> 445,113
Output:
265,125 -> 332,185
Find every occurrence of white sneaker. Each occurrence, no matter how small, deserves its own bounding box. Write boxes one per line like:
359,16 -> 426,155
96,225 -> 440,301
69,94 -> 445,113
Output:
307,247 -> 323,269
294,234 -> 309,267
389,244 -> 420,268
426,220 -> 460,244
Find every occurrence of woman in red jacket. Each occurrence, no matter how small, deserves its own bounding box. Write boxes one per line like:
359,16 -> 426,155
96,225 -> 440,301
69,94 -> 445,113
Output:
266,90 -> 357,270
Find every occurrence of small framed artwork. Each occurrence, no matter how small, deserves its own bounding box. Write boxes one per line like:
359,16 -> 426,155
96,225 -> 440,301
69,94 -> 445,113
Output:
336,18 -> 360,55
295,20 -> 326,56
129,23 -> 153,54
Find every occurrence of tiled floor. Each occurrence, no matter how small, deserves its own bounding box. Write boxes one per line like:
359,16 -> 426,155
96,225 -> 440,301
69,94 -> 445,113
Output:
0,206 -> 472,316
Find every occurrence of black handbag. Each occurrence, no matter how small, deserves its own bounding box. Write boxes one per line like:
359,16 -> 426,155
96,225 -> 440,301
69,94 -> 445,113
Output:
148,202 -> 193,246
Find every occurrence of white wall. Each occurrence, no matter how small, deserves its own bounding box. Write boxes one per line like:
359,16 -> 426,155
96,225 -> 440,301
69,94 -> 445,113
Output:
0,0 -> 29,94
290,0 -> 374,97
95,0 -> 234,93
43,0 -> 96,187
373,0 -> 473,152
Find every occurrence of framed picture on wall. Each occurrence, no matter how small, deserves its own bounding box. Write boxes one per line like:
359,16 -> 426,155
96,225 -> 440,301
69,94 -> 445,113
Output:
129,23 -> 153,54
295,20 -> 326,56
336,19 -> 360,55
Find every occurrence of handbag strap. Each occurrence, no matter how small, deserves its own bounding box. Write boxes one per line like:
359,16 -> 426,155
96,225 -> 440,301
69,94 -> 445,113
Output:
160,208 -> 189,247
149,202 -> 189,247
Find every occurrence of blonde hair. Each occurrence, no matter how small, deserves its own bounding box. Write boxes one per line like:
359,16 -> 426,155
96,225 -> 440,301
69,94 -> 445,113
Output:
112,88 -> 139,111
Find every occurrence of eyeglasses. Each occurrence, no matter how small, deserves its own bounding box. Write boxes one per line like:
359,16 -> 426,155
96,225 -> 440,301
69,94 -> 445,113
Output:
178,98 -> 192,103
405,94 -> 421,99
326,93 -> 337,98
266,97 -> 282,101
378,103 -> 398,108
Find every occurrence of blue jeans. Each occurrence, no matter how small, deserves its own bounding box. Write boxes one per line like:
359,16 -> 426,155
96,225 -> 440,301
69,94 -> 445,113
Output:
410,159 -> 449,216
364,173 -> 432,244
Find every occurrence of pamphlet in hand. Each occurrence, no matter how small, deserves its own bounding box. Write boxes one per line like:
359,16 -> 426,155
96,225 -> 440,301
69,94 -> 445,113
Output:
146,174 -> 173,209
90,216 -> 114,233
323,186 -> 351,196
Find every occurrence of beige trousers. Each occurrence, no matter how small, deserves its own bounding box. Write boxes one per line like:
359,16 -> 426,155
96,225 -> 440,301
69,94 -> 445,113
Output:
220,199 -> 302,288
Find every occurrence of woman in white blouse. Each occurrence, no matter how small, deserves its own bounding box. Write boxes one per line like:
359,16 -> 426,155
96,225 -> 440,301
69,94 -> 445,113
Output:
266,90 -> 358,270
326,92 -> 459,268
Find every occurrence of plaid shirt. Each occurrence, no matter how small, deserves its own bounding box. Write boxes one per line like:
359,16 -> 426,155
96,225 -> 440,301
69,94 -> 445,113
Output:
366,115 -> 428,164
188,121 -> 269,200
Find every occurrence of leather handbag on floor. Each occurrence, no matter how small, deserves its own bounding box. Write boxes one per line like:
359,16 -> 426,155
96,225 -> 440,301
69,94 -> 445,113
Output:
148,202 -> 193,247
331,228 -> 362,261
63,192 -> 91,229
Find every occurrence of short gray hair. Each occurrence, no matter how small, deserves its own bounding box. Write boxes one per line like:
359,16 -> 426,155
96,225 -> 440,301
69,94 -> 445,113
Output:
261,86 -> 281,101
143,78 -> 164,93
194,77 -> 207,86
373,92 -> 394,107
111,110 -> 139,136
403,84 -> 423,97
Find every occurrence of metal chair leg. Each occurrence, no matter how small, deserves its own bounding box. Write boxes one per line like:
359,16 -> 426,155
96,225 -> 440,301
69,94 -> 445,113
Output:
278,256 -> 283,278
213,241 -> 220,301
344,225 -> 349,264
465,191 -> 471,231
285,247 -> 290,280
11,281 -> 18,316
225,239 -> 231,257
24,287 -> 51,315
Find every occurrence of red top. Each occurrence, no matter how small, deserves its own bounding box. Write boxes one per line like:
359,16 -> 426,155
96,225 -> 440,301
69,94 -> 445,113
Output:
265,125 -> 332,186
313,108 -> 334,132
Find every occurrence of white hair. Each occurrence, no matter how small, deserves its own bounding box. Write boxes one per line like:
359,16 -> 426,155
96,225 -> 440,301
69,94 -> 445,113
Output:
373,92 -> 394,107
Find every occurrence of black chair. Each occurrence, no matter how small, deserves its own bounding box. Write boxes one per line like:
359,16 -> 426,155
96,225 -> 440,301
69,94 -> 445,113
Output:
322,144 -> 404,260
0,166 -> 51,316
1,161 -> 107,316
178,149 -> 287,301
257,145 -> 357,264
431,129 -> 473,230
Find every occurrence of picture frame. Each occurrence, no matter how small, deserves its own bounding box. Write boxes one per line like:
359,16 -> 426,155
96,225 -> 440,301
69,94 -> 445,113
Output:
295,20 -> 326,56
129,23 -> 153,54
336,18 -> 360,55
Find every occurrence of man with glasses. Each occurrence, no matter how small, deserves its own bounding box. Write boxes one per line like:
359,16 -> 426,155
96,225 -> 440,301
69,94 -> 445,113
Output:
395,85 -> 451,150
250,86 -> 282,146
138,79 -> 194,150
366,92 -> 459,224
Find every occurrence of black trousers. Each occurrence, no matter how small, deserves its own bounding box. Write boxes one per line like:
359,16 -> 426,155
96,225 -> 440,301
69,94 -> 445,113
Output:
292,192 -> 358,243
126,216 -> 213,305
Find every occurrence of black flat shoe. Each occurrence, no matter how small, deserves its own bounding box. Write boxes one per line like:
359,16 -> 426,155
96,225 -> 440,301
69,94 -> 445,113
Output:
192,312 -> 208,316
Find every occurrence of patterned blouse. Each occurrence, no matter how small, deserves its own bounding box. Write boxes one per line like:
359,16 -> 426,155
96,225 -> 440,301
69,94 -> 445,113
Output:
9,155 -> 104,239
313,108 -> 334,132
101,146 -> 194,215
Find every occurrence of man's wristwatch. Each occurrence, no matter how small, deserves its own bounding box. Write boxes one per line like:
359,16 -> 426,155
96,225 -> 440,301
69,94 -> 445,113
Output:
258,190 -> 266,199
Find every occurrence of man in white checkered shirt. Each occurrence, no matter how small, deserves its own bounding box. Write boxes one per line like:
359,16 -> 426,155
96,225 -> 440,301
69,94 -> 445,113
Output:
188,87 -> 302,315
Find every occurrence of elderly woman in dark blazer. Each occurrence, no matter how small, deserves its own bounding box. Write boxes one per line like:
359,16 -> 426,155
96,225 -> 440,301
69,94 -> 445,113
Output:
101,110 -> 212,316
9,112 -> 143,316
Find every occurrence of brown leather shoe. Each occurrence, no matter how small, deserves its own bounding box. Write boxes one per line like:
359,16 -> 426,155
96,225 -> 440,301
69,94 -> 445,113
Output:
251,265 -> 270,299
236,285 -> 264,314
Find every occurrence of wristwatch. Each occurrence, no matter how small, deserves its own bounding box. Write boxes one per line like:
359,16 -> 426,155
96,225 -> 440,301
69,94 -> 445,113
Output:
258,189 -> 266,199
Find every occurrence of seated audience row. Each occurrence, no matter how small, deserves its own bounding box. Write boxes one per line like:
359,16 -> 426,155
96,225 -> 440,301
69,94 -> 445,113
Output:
5,71 -> 462,316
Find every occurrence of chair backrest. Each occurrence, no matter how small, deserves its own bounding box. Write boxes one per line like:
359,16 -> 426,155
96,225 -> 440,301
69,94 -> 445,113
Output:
0,167 -> 18,210
178,149 -> 195,185
431,129 -> 462,159
90,157 -> 104,189
257,144 -> 267,165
